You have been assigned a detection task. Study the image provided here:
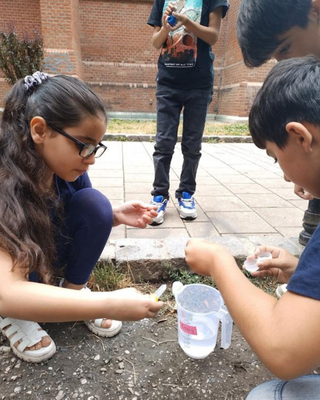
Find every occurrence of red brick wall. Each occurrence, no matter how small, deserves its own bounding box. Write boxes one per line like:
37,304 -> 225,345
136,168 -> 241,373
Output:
0,0 -> 41,83
0,0 -> 273,117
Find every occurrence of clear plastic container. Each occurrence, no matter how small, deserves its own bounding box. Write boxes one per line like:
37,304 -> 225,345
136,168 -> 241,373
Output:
175,283 -> 233,359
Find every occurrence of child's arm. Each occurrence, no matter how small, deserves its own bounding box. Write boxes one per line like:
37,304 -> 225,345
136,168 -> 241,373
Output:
172,7 -> 223,46
0,250 -> 163,323
150,2 -> 173,49
185,239 -> 320,380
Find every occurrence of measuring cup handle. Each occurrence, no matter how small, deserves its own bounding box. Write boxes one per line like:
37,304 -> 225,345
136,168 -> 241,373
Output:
219,306 -> 233,349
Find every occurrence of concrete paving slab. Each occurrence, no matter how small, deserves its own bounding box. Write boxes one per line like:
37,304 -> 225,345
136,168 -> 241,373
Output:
196,184 -> 234,196
289,199 -> 310,210
253,207 -> 304,227
225,183 -> 271,194
185,221 -> 220,237
207,211 -> 276,234
196,195 -> 251,212
86,141 -> 307,267
270,188 -> 301,200
236,193 -> 294,208
214,174 -> 255,184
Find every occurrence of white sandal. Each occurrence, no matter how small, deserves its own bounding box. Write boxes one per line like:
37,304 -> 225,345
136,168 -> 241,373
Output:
81,286 -> 122,338
59,279 -> 122,338
84,318 -> 122,337
0,316 -> 56,363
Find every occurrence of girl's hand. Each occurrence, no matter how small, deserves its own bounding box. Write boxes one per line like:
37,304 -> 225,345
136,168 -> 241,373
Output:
108,288 -> 163,320
113,201 -> 158,228
185,239 -> 233,277
246,246 -> 299,283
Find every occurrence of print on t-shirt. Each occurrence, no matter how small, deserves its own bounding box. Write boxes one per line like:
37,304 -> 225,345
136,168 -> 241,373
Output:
161,0 -> 202,68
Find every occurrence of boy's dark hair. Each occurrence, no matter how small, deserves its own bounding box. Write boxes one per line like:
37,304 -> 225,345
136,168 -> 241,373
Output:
0,75 -> 107,283
237,0 -> 312,67
249,56 -> 320,149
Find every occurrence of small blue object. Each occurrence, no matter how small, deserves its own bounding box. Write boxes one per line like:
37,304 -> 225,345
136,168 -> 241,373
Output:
167,15 -> 177,27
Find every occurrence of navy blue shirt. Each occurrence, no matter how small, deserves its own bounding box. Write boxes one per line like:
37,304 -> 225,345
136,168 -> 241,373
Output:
148,0 -> 229,89
288,223 -> 320,299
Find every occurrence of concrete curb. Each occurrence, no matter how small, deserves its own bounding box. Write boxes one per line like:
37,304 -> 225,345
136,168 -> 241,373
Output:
101,236 -> 304,282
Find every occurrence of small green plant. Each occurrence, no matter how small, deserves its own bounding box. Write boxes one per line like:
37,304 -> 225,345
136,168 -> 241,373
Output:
0,24 -> 44,85
167,266 -> 216,287
89,260 -> 132,291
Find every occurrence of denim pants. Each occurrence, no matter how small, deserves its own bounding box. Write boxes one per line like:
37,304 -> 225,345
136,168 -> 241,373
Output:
246,375 -> 320,400
152,84 -> 213,199
30,188 -> 113,285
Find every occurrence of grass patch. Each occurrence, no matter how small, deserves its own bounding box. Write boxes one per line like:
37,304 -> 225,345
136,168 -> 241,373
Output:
88,260 -> 133,292
167,266 -> 216,287
107,119 -> 249,137
89,262 -> 279,300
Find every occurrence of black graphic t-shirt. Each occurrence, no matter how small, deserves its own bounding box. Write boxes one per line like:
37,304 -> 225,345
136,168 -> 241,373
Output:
148,0 -> 229,89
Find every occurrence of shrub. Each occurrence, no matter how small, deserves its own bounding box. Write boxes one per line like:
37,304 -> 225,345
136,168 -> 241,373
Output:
0,24 -> 44,85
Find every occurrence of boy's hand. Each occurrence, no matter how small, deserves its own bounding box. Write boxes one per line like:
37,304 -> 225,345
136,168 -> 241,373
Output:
113,201 -> 158,228
246,246 -> 299,283
294,184 -> 314,200
109,288 -> 163,320
185,239 -> 232,276
163,2 -> 188,31
162,2 -> 176,29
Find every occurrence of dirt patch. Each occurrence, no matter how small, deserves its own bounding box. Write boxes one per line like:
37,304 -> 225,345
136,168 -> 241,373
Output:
0,309 -> 276,400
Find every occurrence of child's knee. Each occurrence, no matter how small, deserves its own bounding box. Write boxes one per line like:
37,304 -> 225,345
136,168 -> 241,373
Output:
67,188 -> 113,224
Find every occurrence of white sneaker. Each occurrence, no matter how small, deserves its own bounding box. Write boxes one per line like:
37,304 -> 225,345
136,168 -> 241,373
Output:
178,192 -> 197,220
150,196 -> 168,225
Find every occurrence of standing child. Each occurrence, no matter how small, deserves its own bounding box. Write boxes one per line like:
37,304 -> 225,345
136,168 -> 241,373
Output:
147,0 -> 229,225
0,72 -> 163,363
186,56 -> 320,399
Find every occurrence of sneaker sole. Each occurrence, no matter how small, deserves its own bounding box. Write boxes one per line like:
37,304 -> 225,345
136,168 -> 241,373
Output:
179,212 -> 197,220
150,218 -> 164,226
150,211 -> 165,225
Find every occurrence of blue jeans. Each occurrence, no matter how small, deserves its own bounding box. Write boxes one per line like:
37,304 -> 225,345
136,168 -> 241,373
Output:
246,376 -> 320,400
152,84 -> 213,199
30,188 -> 113,285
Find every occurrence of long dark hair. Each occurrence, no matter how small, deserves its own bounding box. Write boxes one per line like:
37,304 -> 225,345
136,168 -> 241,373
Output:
0,74 -> 107,283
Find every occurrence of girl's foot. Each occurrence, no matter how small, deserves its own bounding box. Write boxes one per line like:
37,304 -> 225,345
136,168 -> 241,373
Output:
84,318 -> 122,337
81,287 -> 122,337
0,317 -> 56,363
60,279 -> 123,338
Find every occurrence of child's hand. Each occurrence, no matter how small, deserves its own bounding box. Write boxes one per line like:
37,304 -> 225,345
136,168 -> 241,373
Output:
168,11 -> 188,30
113,201 -> 158,228
109,288 -> 163,320
162,2 -> 176,29
246,246 -> 298,283
163,1 -> 188,31
294,184 -> 314,200
185,239 -> 232,277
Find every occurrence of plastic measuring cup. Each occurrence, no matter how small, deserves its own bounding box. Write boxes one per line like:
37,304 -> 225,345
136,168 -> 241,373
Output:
175,283 -> 233,359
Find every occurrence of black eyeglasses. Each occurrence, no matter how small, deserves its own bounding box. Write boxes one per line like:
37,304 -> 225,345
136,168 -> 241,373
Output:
49,125 -> 107,158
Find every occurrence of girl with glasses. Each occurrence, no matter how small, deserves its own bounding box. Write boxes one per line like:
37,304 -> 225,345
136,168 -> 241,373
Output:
0,72 -> 163,363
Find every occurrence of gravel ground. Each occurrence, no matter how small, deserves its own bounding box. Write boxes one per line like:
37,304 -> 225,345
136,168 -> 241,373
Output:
0,312 -> 277,400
